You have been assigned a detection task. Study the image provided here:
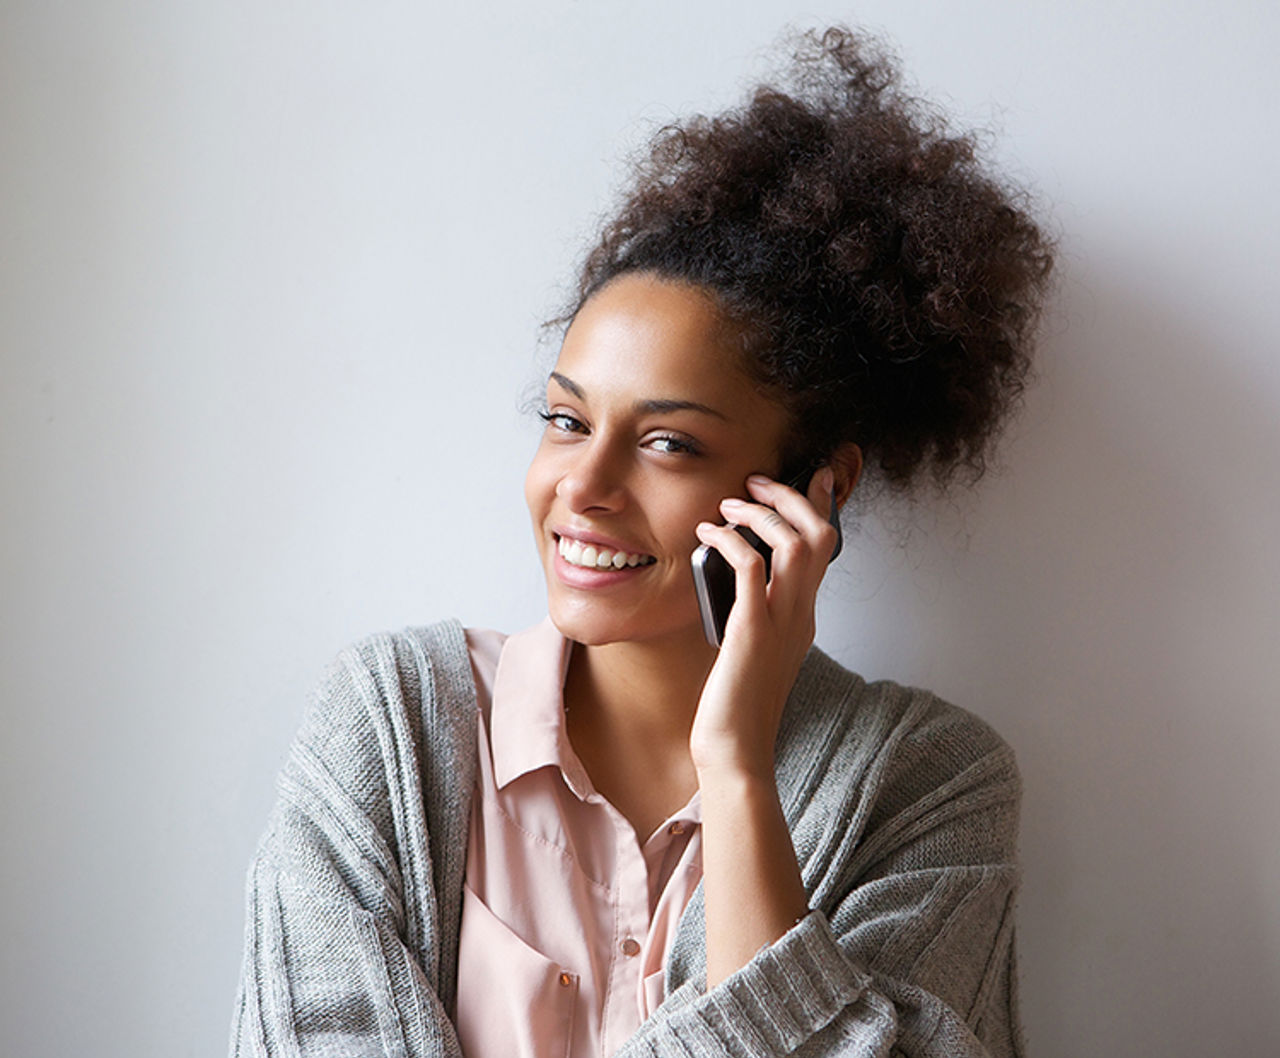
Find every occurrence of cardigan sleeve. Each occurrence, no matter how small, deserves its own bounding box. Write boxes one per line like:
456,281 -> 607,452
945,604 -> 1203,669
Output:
228,627 -> 475,1058
614,673 -> 1024,1058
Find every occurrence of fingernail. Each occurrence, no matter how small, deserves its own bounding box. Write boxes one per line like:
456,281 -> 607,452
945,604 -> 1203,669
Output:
746,474 -> 770,486
721,497 -> 745,508
820,467 -> 835,493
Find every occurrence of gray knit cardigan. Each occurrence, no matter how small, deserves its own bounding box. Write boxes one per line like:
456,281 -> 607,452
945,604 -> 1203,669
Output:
230,619 -> 1024,1057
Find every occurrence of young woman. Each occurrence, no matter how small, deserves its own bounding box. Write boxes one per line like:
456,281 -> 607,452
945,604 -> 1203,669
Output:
230,28 -> 1053,1058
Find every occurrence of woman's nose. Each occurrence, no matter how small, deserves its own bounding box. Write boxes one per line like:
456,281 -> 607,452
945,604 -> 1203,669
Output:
555,443 -> 627,513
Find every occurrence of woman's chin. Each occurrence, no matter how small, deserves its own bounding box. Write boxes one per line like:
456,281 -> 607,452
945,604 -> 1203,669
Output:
545,595 -> 699,650
545,603 -> 631,647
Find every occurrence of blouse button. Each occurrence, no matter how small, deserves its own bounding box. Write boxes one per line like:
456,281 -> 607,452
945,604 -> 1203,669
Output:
559,972 -> 574,987
668,821 -> 686,835
620,937 -> 641,957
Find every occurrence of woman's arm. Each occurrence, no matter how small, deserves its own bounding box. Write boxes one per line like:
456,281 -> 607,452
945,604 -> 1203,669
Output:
695,766 -> 808,987
622,677 -> 1024,1058
689,469 -> 840,985
666,471 -> 1023,1056
229,624 -> 476,1058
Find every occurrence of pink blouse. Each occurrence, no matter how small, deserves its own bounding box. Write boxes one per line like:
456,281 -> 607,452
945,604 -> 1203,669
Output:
456,620 -> 703,1058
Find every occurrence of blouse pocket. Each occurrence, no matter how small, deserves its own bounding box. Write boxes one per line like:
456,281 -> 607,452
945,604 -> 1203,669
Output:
455,883 -> 578,1058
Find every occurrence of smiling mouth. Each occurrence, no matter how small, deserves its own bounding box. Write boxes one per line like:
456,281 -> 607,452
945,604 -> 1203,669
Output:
556,534 -> 657,570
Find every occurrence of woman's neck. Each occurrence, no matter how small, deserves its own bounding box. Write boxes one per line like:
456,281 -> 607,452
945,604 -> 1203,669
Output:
561,632 -> 718,835
564,633 -> 717,745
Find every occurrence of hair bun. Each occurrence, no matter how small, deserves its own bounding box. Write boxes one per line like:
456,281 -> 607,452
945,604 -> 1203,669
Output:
566,25 -> 1055,494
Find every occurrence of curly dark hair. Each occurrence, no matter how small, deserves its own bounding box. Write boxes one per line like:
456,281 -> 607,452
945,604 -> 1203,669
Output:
563,26 -> 1054,494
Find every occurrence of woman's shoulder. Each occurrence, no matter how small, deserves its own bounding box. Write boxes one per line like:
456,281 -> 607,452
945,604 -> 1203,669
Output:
261,621 -> 480,918
780,645 -> 1020,804
329,617 -> 471,674
777,647 -> 1021,872
316,617 -> 474,697
291,618 -> 478,769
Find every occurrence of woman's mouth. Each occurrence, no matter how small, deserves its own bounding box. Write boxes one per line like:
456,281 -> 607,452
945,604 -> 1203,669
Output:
556,534 -> 656,570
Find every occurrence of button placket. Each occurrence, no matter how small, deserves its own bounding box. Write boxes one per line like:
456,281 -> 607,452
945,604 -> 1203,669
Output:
602,812 -> 654,1055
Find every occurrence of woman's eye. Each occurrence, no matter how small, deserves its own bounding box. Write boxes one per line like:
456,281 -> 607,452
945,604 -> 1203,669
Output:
538,410 -> 587,435
646,434 -> 701,456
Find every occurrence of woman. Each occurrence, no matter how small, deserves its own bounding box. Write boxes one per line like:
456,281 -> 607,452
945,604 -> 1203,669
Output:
230,28 -> 1053,1058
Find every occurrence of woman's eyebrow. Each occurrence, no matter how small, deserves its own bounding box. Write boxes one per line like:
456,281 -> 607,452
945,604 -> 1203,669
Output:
549,372 -> 727,420
636,397 -> 727,420
549,371 -> 586,400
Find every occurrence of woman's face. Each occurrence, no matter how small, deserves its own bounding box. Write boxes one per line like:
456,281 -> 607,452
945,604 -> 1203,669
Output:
525,273 -> 791,649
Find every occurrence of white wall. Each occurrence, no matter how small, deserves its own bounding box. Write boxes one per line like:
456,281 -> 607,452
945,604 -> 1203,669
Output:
3,2 -> 1277,1054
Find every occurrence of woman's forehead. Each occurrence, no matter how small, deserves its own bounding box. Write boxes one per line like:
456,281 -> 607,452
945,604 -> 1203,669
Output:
553,275 -> 763,406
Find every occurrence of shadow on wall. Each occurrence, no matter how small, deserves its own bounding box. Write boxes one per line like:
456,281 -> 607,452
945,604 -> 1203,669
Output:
823,260 -> 1280,1055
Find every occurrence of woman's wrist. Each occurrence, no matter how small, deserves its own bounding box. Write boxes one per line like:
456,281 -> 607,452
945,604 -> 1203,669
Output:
688,687 -> 788,779
694,757 -> 778,795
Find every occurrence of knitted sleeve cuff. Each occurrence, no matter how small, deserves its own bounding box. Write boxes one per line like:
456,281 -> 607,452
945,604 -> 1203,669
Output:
627,910 -> 881,1057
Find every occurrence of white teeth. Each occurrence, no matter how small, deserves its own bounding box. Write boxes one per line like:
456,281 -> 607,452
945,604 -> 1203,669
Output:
557,535 -> 655,570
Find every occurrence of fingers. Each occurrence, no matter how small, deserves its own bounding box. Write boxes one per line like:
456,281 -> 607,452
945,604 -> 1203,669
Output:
694,521 -> 771,627
747,469 -> 835,535
731,470 -> 839,569
696,469 -> 838,625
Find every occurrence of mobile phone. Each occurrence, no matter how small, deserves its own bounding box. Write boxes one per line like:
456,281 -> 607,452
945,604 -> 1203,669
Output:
691,468 -> 843,647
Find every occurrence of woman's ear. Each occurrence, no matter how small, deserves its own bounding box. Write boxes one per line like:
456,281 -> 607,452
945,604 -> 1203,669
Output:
830,443 -> 863,509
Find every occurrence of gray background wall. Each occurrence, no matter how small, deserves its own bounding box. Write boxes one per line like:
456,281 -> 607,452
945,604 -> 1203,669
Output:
3,1 -> 1278,1054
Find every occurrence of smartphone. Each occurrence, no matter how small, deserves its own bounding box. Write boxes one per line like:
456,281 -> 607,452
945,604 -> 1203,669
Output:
691,468 -> 843,647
